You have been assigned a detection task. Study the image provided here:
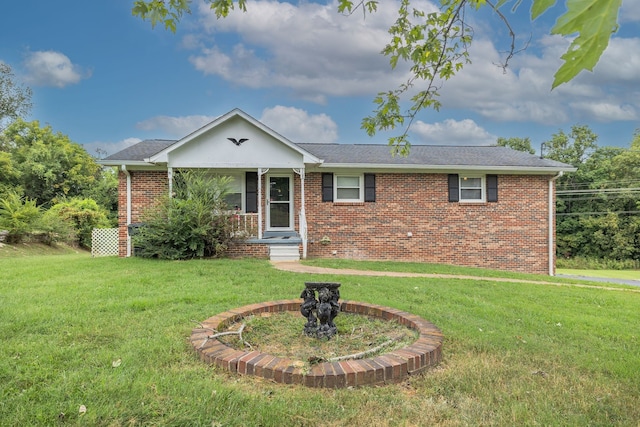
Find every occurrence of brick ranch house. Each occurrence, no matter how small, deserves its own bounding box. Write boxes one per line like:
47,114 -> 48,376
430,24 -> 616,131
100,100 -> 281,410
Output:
100,108 -> 575,275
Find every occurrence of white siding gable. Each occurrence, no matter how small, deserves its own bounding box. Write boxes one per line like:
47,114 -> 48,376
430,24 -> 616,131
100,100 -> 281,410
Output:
147,110 -> 320,168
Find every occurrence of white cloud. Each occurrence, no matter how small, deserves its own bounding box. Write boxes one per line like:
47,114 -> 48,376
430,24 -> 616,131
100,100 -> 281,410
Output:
23,51 -> 88,87
434,34 -> 640,125
569,102 -> 636,122
183,0 -> 640,128
82,137 -> 141,158
260,106 -> 338,143
136,115 -> 217,137
188,0 -> 410,101
620,2 -> 640,23
411,119 -> 496,146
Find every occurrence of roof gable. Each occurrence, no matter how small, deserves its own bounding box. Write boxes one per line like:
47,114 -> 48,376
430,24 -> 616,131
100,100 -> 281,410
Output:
147,109 -> 321,168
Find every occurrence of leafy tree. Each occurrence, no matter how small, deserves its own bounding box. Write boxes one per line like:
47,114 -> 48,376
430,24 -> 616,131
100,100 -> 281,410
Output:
82,166 -> 119,221
495,137 -> 535,154
543,124 -> 598,167
0,151 -> 20,199
134,170 -> 235,259
132,0 -> 622,154
554,128 -> 640,262
0,120 -> 101,207
0,63 -> 32,128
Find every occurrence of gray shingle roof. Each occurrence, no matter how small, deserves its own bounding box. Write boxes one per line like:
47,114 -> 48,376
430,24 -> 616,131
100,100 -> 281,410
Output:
297,143 -> 570,168
102,139 -> 176,162
102,139 -> 571,170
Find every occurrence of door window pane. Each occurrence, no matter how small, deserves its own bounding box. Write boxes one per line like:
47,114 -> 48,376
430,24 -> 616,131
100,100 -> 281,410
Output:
270,202 -> 290,227
270,177 -> 289,202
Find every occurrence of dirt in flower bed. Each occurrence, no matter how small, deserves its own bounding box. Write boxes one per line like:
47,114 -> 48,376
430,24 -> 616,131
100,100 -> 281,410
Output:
218,311 -> 418,364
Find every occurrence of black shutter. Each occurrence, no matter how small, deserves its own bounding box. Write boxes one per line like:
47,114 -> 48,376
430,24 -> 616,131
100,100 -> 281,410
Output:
487,175 -> 498,202
448,174 -> 459,202
322,173 -> 333,202
245,172 -> 258,213
364,173 -> 376,202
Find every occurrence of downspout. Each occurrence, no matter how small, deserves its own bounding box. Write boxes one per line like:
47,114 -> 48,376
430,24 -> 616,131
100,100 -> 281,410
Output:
548,171 -> 563,276
300,169 -> 307,259
121,165 -> 132,257
258,168 -> 263,239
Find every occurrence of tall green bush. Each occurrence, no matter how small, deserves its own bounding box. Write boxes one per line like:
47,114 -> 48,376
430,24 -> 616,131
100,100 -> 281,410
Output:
0,192 -> 40,243
47,198 -> 113,248
133,170 -> 234,259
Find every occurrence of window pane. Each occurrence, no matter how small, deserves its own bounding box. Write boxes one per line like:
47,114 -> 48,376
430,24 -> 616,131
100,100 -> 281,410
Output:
337,176 -> 360,187
224,193 -> 242,210
461,189 -> 482,200
460,177 -> 481,188
337,188 -> 360,200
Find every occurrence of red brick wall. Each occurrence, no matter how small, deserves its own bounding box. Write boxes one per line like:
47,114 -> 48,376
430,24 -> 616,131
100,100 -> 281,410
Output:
304,173 -> 553,274
117,169 -> 555,274
117,170 -> 168,257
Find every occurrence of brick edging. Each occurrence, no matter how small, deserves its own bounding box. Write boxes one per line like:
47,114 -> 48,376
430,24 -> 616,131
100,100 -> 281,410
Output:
191,300 -> 443,388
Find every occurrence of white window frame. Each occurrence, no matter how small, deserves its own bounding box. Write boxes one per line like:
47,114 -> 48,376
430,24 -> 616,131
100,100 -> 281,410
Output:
459,175 -> 486,203
334,174 -> 364,202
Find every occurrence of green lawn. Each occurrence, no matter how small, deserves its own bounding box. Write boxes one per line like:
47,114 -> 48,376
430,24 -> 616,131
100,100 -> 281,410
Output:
1,254 -> 639,426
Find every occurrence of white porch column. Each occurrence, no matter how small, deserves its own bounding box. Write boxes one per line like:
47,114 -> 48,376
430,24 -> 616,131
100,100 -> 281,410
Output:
294,168 -> 307,259
167,167 -> 173,197
257,168 -> 269,239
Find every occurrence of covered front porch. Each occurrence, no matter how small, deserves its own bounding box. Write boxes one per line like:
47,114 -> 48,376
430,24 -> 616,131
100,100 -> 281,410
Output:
224,167 -> 308,261
150,110 -> 321,261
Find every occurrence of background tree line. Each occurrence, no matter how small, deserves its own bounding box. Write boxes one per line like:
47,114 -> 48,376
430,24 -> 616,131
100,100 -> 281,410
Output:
0,65 -> 117,247
498,126 -> 640,268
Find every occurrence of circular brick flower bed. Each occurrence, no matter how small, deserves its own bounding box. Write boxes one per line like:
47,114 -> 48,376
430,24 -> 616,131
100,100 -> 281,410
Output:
190,300 -> 443,388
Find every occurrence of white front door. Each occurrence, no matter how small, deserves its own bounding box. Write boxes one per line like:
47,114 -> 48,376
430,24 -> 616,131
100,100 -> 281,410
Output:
267,175 -> 293,230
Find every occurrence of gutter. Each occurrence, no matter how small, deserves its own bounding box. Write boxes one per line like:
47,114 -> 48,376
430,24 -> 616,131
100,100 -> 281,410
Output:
121,165 -> 132,257
549,171 -> 563,276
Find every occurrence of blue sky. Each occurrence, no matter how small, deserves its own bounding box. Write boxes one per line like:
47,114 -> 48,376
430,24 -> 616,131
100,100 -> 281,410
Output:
1,0 -> 639,157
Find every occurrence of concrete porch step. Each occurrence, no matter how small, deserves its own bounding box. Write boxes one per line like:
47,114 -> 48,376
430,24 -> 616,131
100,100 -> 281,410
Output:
269,244 -> 300,261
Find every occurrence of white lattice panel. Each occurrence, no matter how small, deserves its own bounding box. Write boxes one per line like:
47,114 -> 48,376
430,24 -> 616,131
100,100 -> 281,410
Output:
91,228 -> 119,257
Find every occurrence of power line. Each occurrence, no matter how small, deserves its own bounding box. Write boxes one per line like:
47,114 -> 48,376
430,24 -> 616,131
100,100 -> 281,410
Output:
557,210 -> 640,216
557,187 -> 640,195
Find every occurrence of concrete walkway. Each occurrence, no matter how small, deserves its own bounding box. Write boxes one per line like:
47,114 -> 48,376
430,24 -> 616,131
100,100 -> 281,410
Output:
271,261 -> 640,293
556,274 -> 640,288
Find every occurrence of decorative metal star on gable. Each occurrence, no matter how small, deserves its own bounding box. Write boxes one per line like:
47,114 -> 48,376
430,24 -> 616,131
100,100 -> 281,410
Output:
227,138 -> 248,146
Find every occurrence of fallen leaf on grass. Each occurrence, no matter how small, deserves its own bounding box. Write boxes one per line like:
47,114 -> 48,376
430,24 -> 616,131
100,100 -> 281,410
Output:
112,358 -> 122,368
79,405 -> 87,415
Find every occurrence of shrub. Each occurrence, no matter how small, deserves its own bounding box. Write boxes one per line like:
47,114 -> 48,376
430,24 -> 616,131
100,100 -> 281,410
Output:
47,198 -> 113,248
133,170 -> 234,260
34,210 -> 77,246
0,192 -> 41,243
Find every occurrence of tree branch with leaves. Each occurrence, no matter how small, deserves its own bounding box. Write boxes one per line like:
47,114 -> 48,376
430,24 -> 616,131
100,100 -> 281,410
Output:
132,0 -> 623,153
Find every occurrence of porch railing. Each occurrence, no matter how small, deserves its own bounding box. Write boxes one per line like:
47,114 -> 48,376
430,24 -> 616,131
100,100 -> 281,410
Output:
230,213 -> 259,239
